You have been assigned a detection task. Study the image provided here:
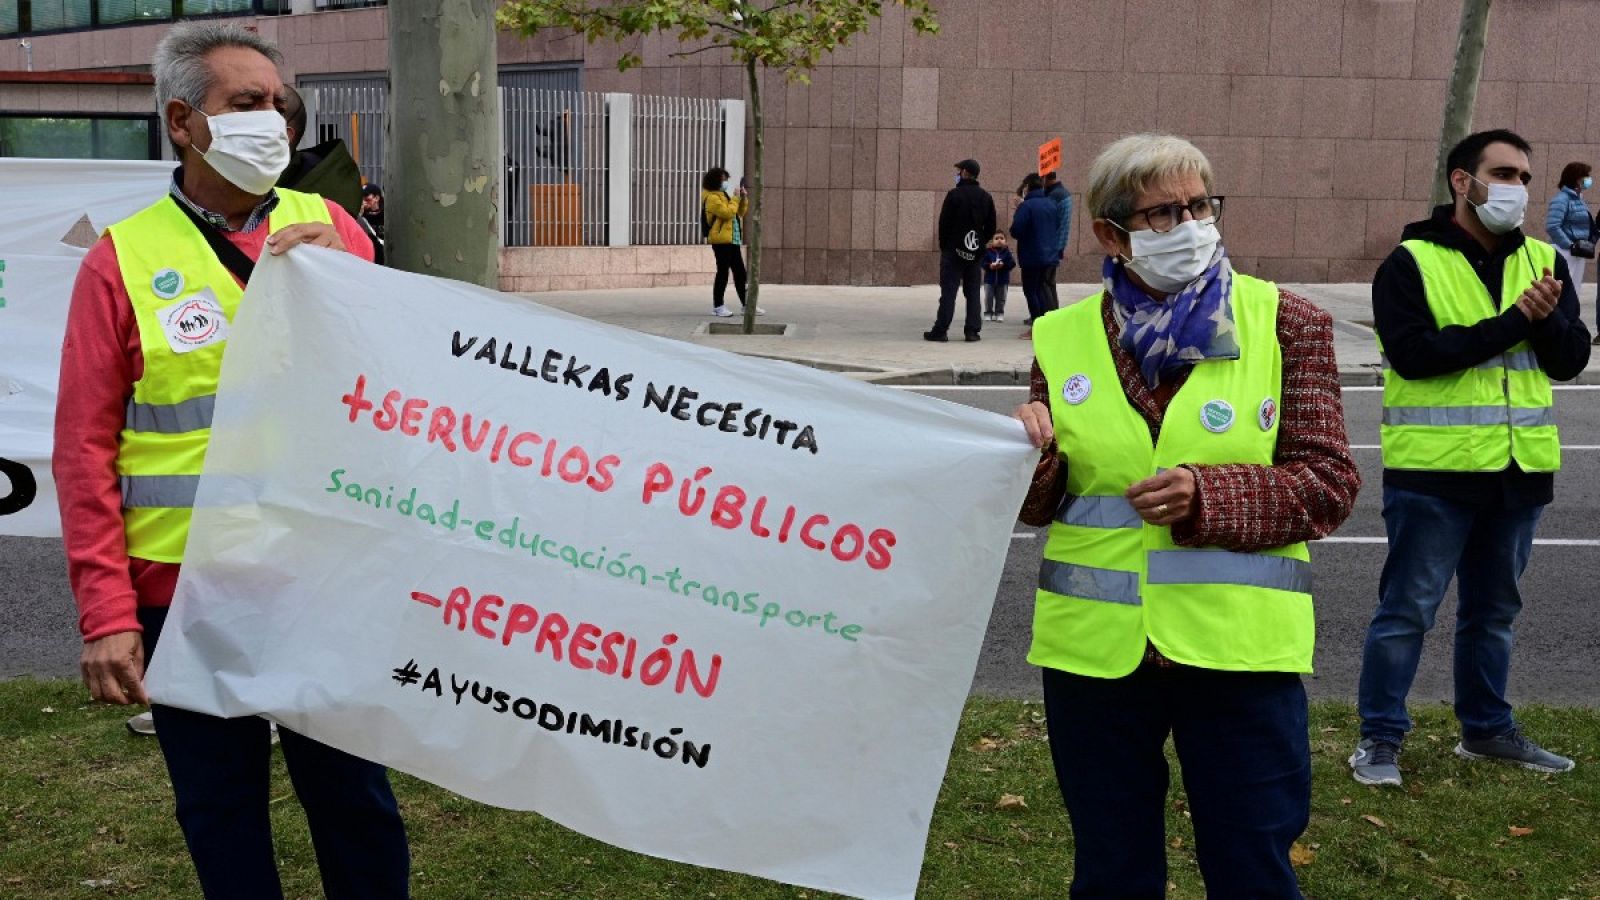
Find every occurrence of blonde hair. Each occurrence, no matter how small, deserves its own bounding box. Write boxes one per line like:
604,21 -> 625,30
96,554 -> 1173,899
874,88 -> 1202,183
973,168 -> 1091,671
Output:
1084,134 -> 1214,222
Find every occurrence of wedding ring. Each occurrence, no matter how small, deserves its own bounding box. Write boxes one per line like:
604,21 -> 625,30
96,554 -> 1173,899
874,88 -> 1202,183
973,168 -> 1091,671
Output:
1154,503 -> 1169,517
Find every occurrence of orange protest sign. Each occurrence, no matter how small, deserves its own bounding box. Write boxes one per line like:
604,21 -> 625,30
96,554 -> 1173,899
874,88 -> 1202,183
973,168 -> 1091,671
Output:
1038,138 -> 1062,176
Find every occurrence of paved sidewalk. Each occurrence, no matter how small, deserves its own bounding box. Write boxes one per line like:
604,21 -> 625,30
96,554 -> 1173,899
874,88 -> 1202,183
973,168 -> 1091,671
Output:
523,282 -> 1600,385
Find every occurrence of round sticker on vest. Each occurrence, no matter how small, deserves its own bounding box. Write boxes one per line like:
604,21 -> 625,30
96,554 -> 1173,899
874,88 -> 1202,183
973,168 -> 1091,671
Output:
1062,374 -> 1092,405
1258,397 -> 1278,431
156,287 -> 230,355
151,268 -> 185,300
1200,399 -> 1235,433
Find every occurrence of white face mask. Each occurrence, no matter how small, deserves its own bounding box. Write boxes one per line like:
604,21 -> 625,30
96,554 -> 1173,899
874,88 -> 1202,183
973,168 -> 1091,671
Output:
1120,218 -> 1221,294
1468,176 -> 1528,235
196,108 -> 290,196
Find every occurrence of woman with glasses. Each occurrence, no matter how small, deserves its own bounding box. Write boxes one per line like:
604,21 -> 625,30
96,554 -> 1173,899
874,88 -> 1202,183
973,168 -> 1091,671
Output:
1011,133 -> 1357,897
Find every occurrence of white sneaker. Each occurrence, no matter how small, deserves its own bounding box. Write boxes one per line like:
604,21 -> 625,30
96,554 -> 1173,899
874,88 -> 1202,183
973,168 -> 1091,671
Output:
743,306 -> 766,316
712,306 -> 734,318
126,711 -> 156,736
996,314 -> 1005,323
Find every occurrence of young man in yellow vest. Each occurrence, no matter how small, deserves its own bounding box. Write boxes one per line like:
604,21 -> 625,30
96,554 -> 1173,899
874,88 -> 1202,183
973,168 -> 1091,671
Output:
56,23 -> 409,896
1352,129 -> 1592,787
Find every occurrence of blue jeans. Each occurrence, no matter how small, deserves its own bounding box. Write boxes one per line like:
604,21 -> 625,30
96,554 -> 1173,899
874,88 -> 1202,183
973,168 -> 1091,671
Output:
1043,663 -> 1310,899
1357,485 -> 1543,744
140,607 -> 410,899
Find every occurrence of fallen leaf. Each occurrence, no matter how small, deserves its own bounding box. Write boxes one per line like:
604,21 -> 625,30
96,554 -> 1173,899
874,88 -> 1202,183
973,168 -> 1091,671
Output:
1169,837 -> 1184,849
942,841 -> 959,850
995,793 -> 1028,811
972,737 -> 1004,753
1362,814 -> 1388,829
1320,726 -> 1339,733
80,880 -> 114,888
1339,796 -> 1353,806
1290,842 -> 1316,866
1508,826 -> 1534,837
39,707 -> 55,714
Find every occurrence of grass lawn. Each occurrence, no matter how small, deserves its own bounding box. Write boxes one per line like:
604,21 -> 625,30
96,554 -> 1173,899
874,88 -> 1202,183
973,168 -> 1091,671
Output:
2,678 -> 1597,899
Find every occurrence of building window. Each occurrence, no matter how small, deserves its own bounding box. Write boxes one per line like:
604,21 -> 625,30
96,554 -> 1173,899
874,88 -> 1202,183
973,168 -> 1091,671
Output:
2,0 -> 271,36
0,114 -> 160,160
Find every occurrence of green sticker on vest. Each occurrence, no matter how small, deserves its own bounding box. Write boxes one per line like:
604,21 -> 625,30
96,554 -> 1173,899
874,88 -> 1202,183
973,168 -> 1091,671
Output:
1200,399 -> 1234,433
152,268 -> 185,300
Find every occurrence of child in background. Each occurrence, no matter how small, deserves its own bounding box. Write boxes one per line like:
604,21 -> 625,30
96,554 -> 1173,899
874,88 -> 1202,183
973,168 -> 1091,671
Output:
981,231 -> 1016,322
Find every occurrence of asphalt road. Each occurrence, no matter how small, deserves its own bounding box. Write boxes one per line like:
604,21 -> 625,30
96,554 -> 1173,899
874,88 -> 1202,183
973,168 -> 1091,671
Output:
5,386 -> 1598,708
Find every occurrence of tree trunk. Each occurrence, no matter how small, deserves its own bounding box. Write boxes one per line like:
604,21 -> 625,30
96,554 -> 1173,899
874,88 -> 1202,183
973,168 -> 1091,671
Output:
388,0 -> 499,287
1430,0 -> 1493,207
741,57 -> 763,336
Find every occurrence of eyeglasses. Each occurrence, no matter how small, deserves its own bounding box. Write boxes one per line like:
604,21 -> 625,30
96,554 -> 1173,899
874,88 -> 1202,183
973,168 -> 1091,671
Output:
1120,196 -> 1225,234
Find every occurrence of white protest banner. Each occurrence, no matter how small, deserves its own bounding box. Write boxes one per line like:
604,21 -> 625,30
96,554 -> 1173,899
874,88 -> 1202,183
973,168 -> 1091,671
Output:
145,247 -> 1035,899
0,158 -> 172,536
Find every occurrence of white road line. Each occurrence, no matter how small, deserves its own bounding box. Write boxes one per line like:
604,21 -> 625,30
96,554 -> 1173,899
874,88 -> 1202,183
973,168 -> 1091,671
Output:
1318,536 -> 1600,547
1343,385 -> 1600,391
901,384 -> 1600,392
1349,444 -> 1600,450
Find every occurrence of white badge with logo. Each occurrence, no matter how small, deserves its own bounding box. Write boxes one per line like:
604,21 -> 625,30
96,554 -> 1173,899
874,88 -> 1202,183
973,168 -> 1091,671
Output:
1200,399 -> 1234,433
151,267 -> 185,300
1062,374 -> 1092,405
1258,396 -> 1278,432
157,287 -> 230,354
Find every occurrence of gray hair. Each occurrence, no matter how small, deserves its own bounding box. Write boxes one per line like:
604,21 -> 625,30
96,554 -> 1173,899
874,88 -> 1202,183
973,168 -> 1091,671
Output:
1085,133 -> 1214,223
153,21 -> 282,113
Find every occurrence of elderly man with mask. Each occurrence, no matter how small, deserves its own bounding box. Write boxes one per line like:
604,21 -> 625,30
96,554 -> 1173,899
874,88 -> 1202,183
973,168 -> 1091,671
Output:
1014,133 -> 1357,896
55,22 -> 408,898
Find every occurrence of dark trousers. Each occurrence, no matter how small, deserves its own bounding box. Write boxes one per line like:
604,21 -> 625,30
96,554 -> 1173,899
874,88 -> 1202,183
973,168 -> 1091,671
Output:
140,606 -> 410,900
1020,266 -> 1051,322
1358,485 -> 1542,744
932,251 -> 983,337
1041,263 -> 1060,312
1043,663 -> 1310,899
711,242 -> 747,309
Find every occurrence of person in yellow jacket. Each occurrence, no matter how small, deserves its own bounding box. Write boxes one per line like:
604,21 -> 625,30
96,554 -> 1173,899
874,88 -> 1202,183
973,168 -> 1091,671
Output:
1013,134 -> 1357,897
1351,129 -> 1592,788
55,23 -> 409,897
700,165 -> 762,318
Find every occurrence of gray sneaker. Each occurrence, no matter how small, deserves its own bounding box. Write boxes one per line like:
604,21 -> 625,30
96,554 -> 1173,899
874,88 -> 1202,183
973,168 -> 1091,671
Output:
1455,727 -> 1575,773
1349,738 -> 1403,786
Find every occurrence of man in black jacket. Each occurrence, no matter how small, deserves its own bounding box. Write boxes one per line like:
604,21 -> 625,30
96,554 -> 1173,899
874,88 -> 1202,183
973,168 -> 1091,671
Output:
1351,129 -> 1591,789
926,159 -> 996,342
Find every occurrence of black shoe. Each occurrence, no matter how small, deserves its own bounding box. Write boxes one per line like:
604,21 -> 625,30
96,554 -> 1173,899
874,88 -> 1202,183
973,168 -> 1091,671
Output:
1022,317 -> 1034,326
923,330 -> 948,342
965,332 -> 981,342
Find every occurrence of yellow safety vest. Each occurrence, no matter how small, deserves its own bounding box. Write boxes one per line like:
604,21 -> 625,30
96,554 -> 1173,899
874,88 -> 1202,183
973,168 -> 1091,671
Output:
1029,273 -> 1314,678
1379,238 -> 1560,473
107,189 -> 332,562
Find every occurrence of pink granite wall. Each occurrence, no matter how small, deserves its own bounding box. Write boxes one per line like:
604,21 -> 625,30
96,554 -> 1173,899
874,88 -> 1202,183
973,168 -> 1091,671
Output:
7,0 -> 1600,286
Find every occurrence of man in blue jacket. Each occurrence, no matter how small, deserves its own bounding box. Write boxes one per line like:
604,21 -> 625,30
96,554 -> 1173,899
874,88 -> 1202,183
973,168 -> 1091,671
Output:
1011,173 -> 1058,332
1042,170 -> 1073,311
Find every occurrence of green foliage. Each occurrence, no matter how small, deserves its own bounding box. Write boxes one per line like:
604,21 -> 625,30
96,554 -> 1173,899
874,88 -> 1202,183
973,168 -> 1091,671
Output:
497,0 -> 938,83
3,679 -> 1598,898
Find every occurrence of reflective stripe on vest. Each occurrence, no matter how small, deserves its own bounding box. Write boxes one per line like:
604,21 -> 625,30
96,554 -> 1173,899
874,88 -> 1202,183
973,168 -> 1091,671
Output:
1146,550 -> 1313,594
1055,494 -> 1143,529
125,394 -> 216,433
107,188 -> 333,562
122,474 -> 201,508
1379,239 -> 1560,473
1028,272 -> 1314,678
1380,349 -> 1540,371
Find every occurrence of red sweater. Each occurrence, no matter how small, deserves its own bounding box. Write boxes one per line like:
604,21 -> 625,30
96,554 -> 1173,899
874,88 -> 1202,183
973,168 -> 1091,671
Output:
56,198 -> 373,642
